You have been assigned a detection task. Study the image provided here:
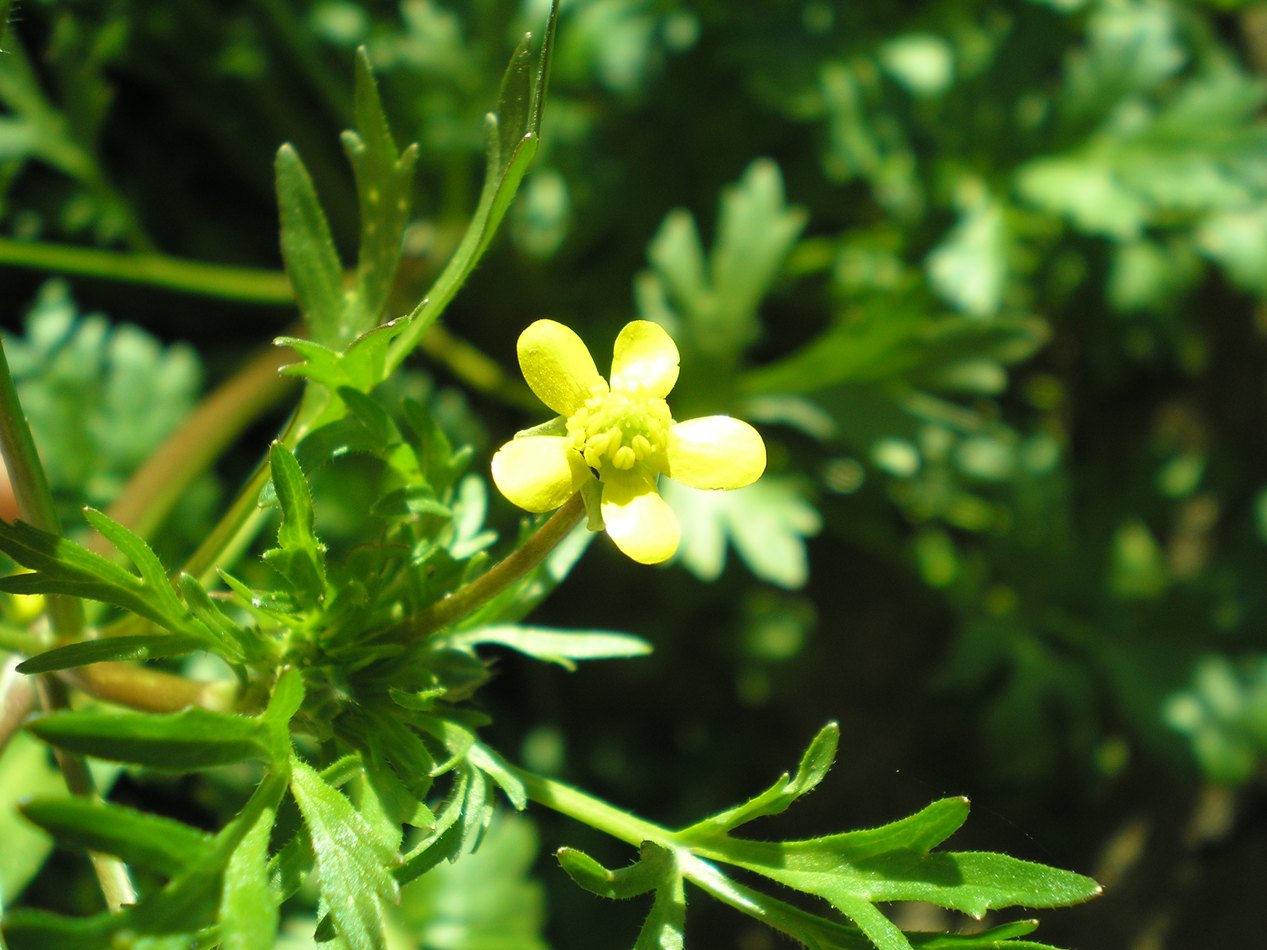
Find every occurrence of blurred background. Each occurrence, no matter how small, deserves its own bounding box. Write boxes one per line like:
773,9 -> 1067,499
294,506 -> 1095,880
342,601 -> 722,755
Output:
3,1 -> 1267,946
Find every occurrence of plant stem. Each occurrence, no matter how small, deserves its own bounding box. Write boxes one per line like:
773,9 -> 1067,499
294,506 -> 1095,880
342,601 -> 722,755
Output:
0,339 -> 83,639
387,492 -> 587,641
0,238 -> 294,304
516,766 -> 669,846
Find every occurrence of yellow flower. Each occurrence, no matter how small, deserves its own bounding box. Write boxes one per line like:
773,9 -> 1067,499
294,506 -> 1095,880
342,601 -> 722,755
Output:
491,319 -> 766,564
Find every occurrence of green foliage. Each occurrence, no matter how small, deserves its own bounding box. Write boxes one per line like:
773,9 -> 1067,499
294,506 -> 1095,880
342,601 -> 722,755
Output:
2,283 -> 203,519
10,0 -> 1267,945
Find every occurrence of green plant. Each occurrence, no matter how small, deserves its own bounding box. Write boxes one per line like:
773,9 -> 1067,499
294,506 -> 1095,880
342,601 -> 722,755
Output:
0,4 -> 1104,947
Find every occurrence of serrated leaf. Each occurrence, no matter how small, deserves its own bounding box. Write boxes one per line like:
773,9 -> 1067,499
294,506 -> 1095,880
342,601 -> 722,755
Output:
15,633 -> 207,673
81,507 -> 186,616
682,722 -> 838,839
445,624 -> 652,670
641,158 -> 806,364
290,757 -> 400,950
19,797 -> 212,876
666,478 -> 821,589
343,48 -> 419,333
276,144 -> 345,346
178,573 -> 253,660
28,707 -> 273,770
218,801 -> 278,950
263,442 -> 327,605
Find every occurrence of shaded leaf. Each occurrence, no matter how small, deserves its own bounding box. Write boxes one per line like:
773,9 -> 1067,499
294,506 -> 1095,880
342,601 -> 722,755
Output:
445,624 -> 652,670
28,707 -> 272,770
19,797 -> 212,876
16,633 -> 207,674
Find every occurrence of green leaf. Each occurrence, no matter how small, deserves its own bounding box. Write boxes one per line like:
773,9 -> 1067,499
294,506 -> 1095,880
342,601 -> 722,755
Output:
28,707 -> 273,770
383,0 -> 560,377
276,144 -> 345,346
290,757 -> 400,950
633,845 -> 685,950
343,47 -> 419,333
0,519 -> 186,631
0,909 -> 118,950
18,797 -> 212,876
394,816 -> 547,950
926,192 -> 1010,318
80,507 -> 184,615
467,741 -> 527,811
445,624 -> 652,670
178,573 -> 254,660
717,798 -> 1101,921
0,732 -> 69,902
15,633 -> 207,674
557,842 -> 676,900
681,722 -> 838,839
666,478 -> 821,589
218,801 -> 279,950
262,442 -> 327,606
640,158 -> 806,363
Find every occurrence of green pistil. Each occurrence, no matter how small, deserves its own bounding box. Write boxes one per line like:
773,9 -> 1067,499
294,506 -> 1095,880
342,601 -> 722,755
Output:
567,390 -> 671,475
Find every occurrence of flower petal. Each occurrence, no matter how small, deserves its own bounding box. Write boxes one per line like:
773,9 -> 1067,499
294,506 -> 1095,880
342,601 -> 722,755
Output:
518,319 -> 606,416
610,320 -> 679,397
600,470 -> 680,565
668,416 -> 766,490
491,436 -> 589,513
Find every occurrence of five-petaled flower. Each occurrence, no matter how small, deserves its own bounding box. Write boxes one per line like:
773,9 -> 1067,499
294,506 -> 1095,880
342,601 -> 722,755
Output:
491,319 -> 766,564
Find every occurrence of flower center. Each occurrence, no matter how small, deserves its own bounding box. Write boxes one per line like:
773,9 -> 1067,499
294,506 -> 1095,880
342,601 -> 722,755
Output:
567,387 -> 671,475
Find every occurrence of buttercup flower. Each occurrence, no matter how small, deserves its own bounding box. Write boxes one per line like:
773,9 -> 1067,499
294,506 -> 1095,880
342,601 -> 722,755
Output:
491,319 -> 766,564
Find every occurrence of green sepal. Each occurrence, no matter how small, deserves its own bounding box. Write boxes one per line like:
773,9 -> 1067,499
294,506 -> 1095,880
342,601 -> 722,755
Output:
15,632 -> 208,674
27,706 -> 274,770
679,721 -> 838,840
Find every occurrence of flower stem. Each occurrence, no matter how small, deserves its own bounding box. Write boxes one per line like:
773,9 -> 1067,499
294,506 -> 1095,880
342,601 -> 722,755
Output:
389,493 -> 587,641
0,238 -> 294,304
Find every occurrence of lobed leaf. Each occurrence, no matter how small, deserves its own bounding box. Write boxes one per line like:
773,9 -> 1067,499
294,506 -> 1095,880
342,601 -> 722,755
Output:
680,722 -> 839,839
